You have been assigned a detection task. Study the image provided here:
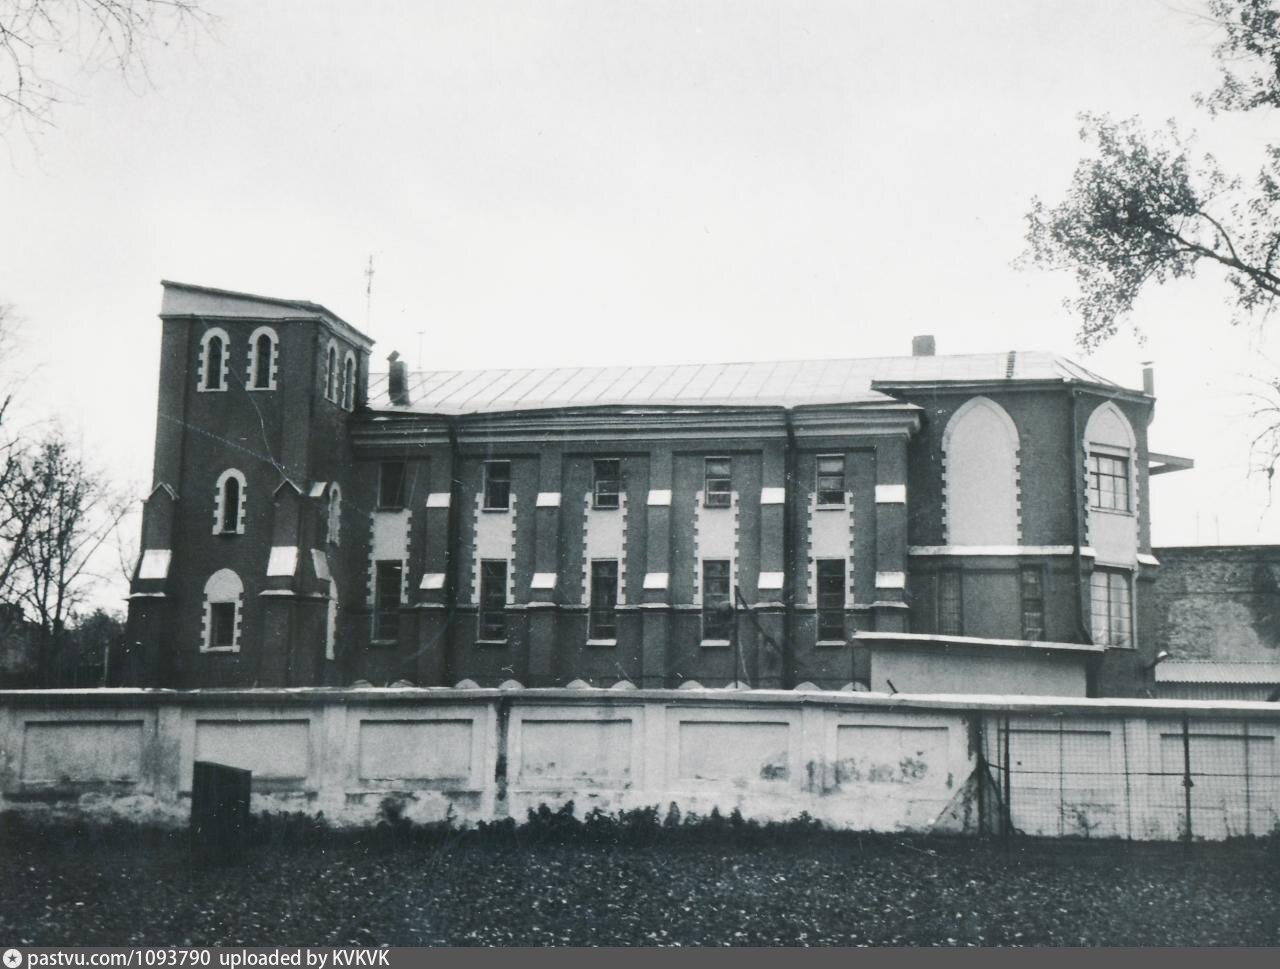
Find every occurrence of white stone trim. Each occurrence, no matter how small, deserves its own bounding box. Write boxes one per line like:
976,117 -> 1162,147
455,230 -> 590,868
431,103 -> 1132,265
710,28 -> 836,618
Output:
647,488 -> 672,506
212,468 -> 247,535
643,572 -> 669,590
197,327 -> 230,392
341,350 -> 357,411
311,549 -> 331,581
908,545 -> 1091,556
245,325 -> 280,390
760,487 -> 786,505
426,492 -> 451,508
758,571 -> 784,590
200,568 -> 243,652
941,395 -> 1021,545
875,484 -> 907,504
420,572 -> 446,590
137,549 -> 171,580
875,571 -> 906,590
324,339 -> 340,402
530,571 -> 557,590
1137,553 -> 1160,566
536,491 -> 561,508
328,483 -> 342,546
267,546 -> 299,577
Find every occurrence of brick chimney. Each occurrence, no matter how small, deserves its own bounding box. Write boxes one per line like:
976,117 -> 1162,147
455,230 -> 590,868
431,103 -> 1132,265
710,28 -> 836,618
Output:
911,335 -> 936,357
387,351 -> 410,406
1142,361 -> 1155,397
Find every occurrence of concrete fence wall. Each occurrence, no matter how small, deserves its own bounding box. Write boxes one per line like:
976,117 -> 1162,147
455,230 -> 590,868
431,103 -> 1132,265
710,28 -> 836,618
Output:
2,688 -> 1278,840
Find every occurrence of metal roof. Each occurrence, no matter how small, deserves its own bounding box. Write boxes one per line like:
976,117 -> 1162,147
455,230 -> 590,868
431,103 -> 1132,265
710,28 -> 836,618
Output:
367,350 -> 1124,415
1156,661 -> 1280,685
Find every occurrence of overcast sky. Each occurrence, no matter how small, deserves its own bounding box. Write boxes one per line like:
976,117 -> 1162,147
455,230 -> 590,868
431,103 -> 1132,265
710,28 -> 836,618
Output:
3,0 -> 1277,611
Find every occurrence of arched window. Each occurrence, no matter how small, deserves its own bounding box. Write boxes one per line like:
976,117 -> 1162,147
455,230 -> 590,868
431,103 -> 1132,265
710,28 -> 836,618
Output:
942,396 -> 1020,545
199,328 -> 230,392
202,568 -> 244,652
213,469 -> 248,535
328,483 -> 342,545
1084,402 -> 1138,515
325,341 -> 338,401
342,352 -> 356,411
247,326 -> 279,390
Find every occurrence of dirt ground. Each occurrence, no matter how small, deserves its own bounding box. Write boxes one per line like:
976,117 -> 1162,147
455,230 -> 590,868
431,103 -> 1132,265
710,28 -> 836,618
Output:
1,826 -> 1277,946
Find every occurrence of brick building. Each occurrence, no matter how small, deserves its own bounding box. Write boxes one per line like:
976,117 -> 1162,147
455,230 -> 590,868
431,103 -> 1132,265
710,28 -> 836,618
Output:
124,281 -> 1189,695
1150,545 -> 1280,700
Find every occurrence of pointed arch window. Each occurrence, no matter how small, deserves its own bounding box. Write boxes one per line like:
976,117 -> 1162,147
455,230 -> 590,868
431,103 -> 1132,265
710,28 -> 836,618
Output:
325,341 -> 338,402
342,351 -> 356,411
942,396 -> 1020,545
202,569 -> 244,652
1084,402 -> 1137,517
214,469 -> 248,535
247,326 -> 279,390
198,328 -> 230,392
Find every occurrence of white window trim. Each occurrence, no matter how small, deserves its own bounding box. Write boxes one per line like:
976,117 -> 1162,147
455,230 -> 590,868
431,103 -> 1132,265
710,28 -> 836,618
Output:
201,568 -> 244,653
324,339 -> 339,402
328,483 -> 342,545
342,350 -> 357,411
246,326 -> 280,391
325,580 -> 337,661
197,327 -> 231,393
815,453 -> 847,509
212,468 -> 248,535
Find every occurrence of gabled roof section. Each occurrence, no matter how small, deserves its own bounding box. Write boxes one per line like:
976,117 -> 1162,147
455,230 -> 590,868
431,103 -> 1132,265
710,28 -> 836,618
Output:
364,350 -> 1133,416
159,281 -> 374,350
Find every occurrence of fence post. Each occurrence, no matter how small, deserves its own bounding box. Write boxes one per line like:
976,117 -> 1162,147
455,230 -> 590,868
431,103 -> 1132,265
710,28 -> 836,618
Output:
1181,714 -> 1194,844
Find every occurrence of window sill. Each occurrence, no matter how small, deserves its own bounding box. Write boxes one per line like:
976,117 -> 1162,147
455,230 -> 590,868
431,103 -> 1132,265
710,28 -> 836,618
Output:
481,506 -> 512,513
700,639 -> 732,648
591,504 -> 621,512
585,638 -> 617,647
369,639 -> 399,646
1089,507 -> 1134,518
246,386 -> 277,392
196,387 -> 228,393
815,504 -> 847,511
815,639 -> 849,648
201,646 -> 239,653
475,639 -> 509,646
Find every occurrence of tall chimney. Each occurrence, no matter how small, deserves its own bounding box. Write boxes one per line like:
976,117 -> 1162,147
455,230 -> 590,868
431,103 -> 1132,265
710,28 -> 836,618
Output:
911,335 -> 936,357
1141,361 -> 1155,397
387,351 -> 410,406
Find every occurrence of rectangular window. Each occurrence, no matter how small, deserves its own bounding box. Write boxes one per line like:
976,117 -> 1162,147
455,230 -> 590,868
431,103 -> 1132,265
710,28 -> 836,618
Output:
1020,566 -> 1046,641
701,559 -> 733,641
816,455 -> 846,507
378,461 -> 406,510
1088,452 -> 1131,512
593,459 -> 621,509
373,561 -> 403,641
209,602 -> 236,649
478,560 -> 508,640
1090,568 -> 1133,647
483,461 -> 511,511
816,559 -> 846,641
704,457 -> 732,508
589,560 -> 619,640
937,569 -> 963,636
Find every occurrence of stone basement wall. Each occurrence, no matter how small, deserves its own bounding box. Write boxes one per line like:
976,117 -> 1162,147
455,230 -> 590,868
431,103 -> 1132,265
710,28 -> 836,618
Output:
1,689 -> 1277,840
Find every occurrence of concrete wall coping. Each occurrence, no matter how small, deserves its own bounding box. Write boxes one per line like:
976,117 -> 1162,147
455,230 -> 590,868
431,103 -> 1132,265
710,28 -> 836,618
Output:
2,686 -> 1278,720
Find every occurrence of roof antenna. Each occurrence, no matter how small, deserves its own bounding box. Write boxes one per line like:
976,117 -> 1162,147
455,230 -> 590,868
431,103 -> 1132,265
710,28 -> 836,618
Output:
363,254 -> 375,328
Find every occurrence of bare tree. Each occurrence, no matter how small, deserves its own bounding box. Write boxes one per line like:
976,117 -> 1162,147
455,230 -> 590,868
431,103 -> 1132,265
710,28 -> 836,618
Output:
0,0 -> 212,140
13,433 -> 129,683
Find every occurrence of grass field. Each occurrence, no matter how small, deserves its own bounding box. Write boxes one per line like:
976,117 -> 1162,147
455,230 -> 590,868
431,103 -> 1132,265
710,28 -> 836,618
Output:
1,819 -> 1277,946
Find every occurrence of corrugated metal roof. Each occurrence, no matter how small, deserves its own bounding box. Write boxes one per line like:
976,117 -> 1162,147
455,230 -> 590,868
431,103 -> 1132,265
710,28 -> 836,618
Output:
1156,661 -> 1280,685
368,350 -> 1124,415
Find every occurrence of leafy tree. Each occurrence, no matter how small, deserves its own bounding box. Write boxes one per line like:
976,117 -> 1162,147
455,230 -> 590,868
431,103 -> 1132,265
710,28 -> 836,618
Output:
0,0 -> 211,140
1023,0 -> 1280,350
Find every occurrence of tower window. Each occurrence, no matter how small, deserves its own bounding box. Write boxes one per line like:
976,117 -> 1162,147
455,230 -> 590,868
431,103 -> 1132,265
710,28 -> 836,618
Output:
483,460 -> 511,510
937,569 -> 963,636
592,459 -> 621,509
378,461 -> 406,510
373,561 -> 403,641
704,457 -> 731,508
198,328 -> 230,392
247,327 -> 278,390
325,342 -> 338,401
1088,452 -> 1131,513
213,469 -> 247,535
589,560 -> 619,640
478,560 -> 508,640
816,455 -> 846,507
816,559 -> 846,641
202,568 -> 243,652
701,559 -> 733,641
342,352 -> 356,410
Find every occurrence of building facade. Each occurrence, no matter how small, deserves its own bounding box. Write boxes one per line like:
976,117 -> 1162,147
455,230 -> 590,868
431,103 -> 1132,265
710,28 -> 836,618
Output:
125,282 -> 1185,696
